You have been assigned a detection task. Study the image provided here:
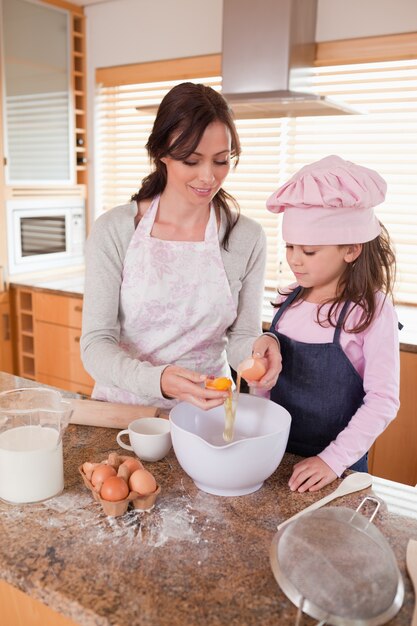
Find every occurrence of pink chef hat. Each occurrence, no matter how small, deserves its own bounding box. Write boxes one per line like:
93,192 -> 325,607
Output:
266,155 -> 386,245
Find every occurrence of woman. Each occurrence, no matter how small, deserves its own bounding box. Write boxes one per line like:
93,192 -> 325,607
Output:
81,82 -> 280,409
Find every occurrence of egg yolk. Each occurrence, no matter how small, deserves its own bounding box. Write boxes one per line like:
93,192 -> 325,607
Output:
205,377 -> 233,391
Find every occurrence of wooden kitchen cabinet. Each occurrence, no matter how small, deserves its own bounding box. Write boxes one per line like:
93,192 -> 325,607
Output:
35,322 -> 93,392
0,292 -> 14,373
10,287 -> 93,396
368,350 -> 417,486
34,292 -> 83,328
33,291 -> 94,395
0,579 -> 77,626
1,0 -> 87,190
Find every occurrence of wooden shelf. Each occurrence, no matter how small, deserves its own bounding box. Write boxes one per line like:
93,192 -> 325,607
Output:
11,288 -> 35,377
21,335 -> 34,354
71,12 -> 87,187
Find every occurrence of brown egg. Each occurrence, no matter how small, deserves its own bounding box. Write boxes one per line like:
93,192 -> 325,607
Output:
238,357 -> 267,382
129,469 -> 157,495
121,457 -> 143,473
91,463 -> 117,487
100,476 -> 129,502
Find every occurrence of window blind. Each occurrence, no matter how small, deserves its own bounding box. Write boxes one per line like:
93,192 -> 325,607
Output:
96,77 -> 222,211
281,59 -> 417,308
96,58 -> 417,322
6,92 -> 71,182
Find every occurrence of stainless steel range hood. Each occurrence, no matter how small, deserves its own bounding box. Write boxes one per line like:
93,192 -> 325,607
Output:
222,0 -> 356,118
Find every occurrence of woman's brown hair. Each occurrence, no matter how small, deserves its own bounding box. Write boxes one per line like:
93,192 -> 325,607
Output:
131,82 -> 241,249
276,223 -> 397,333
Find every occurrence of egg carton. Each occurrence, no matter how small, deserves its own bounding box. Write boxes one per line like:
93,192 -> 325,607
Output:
78,463 -> 161,517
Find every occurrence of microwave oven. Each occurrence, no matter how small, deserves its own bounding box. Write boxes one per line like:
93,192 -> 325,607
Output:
6,197 -> 85,275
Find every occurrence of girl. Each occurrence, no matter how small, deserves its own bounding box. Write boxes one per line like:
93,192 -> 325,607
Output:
81,82 -> 280,410
266,155 -> 400,492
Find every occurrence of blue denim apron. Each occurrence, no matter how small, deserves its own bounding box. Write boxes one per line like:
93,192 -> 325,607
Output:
269,287 -> 368,472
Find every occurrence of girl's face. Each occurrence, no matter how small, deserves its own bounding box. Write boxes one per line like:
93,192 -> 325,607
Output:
161,121 -> 231,208
285,243 -> 361,300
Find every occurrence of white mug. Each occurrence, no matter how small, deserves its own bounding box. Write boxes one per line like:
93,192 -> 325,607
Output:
116,417 -> 171,462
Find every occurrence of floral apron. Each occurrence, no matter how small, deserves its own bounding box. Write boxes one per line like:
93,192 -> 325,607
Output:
93,195 -> 237,408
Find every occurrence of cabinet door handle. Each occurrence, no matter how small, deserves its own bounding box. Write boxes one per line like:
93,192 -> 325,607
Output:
2,314 -> 10,341
74,305 -> 83,313
74,336 -> 80,343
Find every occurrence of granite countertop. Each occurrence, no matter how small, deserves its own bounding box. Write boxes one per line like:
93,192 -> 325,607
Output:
9,270 -> 85,298
1,373 -> 417,626
9,271 -> 417,351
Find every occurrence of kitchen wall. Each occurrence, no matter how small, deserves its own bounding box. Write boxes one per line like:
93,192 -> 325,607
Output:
86,0 -> 417,68
84,0 -> 417,218
317,0 -> 417,41
0,34 -> 6,275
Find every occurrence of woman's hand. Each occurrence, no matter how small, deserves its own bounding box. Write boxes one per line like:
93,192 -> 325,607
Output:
288,456 -> 337,492
161,365 -> 229,410
249,334 -> 282,390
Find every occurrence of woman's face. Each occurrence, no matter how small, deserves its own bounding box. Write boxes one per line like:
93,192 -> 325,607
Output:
161,121 -> 232,207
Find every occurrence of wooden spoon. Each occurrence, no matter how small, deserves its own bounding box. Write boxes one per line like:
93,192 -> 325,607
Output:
277,472 -> 373,530
406,539 -> 417,626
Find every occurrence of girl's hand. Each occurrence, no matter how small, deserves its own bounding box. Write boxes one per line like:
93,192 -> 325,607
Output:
249,334 -> 282,390
161,365 -> 229,410
288,456 -> 337,493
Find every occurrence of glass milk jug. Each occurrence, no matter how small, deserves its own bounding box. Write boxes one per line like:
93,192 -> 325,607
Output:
0,388 -> 73,504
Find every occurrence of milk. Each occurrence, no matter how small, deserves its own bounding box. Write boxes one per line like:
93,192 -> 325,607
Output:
0,425 -> 64,504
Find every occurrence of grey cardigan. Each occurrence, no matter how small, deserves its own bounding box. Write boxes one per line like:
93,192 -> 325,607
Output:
81,201 -> 267,402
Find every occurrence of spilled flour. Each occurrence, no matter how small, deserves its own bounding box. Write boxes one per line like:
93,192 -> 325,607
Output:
0,482 -> 222,550
139,498 -> 206,547
102,491 -> 219,548
44,491 -> 93,513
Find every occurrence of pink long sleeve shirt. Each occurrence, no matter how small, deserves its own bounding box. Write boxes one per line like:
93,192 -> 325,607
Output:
272,288 -> 400,476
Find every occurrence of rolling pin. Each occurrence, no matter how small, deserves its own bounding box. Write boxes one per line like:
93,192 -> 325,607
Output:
68,398 -> 163,429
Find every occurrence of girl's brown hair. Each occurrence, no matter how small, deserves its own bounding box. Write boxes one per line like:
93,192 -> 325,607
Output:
277,223 -> 396,333
131,82 -> 241,249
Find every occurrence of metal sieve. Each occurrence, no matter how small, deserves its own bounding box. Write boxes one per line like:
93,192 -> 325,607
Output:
270,497 -> 404,625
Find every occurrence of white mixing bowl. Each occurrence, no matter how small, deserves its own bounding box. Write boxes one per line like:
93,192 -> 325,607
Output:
169,394 -> 291,496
